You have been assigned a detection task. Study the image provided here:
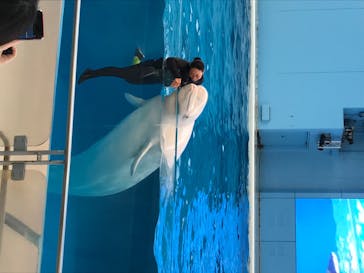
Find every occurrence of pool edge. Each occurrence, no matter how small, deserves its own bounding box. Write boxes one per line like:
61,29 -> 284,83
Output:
248,0 -> 257,272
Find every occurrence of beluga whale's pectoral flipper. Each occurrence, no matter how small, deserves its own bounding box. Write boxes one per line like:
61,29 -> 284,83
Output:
125,93 -> 146,107
131,138 -> 158,176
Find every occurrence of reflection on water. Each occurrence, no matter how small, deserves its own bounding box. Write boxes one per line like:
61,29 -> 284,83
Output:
332,199 -> 364,273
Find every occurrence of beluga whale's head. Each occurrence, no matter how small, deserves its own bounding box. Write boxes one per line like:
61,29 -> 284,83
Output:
160,83 -> 208,168
177,83 -> 208,122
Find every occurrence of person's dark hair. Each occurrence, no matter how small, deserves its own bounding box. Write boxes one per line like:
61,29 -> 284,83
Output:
0,0 -> 39,46
190,57 -> 205,72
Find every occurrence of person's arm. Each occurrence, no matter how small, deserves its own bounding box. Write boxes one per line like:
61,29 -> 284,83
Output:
0,40 -> 19,65
165,57 -> 189,87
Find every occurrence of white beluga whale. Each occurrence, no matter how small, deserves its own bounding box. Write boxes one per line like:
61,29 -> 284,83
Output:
68,83 -> 208,196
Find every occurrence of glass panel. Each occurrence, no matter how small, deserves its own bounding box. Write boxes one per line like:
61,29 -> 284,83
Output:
52,1 -> 165,271
0,170 -> 46,273
44,0 -> 250,272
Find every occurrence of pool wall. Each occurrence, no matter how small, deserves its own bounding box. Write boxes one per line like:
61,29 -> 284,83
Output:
257,1 -> 364,273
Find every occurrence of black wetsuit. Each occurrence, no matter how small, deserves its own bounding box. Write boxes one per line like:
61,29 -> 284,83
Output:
78,57 -> 203,87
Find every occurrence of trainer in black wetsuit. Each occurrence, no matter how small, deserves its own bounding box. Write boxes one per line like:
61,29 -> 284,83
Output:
78,57 -> 205,88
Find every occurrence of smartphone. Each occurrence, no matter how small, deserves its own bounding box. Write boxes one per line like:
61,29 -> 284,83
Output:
2,47 -> 13,55
19,10 -> 44,40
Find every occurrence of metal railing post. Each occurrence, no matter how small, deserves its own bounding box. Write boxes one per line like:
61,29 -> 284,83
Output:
56,0 -> 81,272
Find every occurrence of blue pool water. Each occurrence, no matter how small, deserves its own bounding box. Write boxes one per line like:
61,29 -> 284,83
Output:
41,0 -> 250,272
332,199 -> 364,273
156,0 -> 250,272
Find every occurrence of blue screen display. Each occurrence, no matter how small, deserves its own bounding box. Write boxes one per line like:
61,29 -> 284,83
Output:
296,198 -> 364,273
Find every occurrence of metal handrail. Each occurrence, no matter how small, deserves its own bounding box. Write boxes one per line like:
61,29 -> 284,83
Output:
0,160 -> 64,166
0,149 -> 64,166
0,150 -> 64,156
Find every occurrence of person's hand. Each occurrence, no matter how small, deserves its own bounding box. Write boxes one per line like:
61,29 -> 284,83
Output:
0,40 -> 20,65
170,78 -> 181,88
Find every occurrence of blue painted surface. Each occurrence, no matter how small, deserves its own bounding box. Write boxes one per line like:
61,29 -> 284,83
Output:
258,0 -> 364,131
41,1 -> 73,271
258,0 -> 364,193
